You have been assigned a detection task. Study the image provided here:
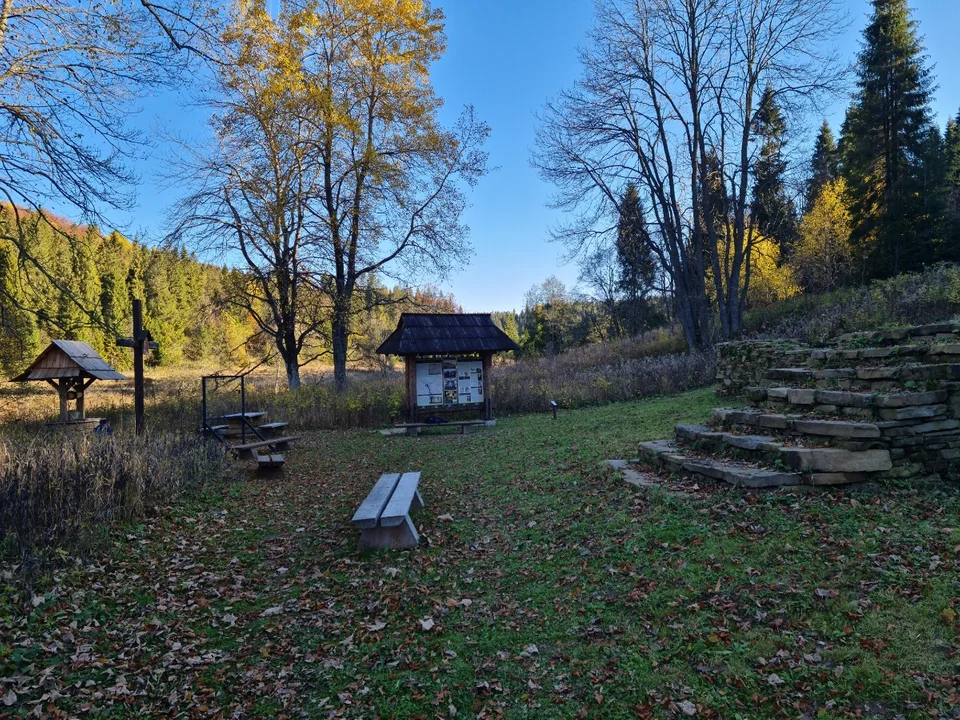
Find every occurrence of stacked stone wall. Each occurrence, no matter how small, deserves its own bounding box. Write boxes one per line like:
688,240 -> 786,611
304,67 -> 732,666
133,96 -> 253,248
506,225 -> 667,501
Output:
715,340 -> 809,397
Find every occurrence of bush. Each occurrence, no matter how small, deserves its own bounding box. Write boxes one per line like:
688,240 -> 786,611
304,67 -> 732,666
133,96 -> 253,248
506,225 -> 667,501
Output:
492,347 -> 716,413
744,263 -> 960,344
0,432 -> 237,574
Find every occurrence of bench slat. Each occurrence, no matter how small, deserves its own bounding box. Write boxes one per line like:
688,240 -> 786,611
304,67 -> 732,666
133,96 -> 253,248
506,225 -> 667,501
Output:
351,473 -> 401,529
231,435 -> 299,451
380,472 -> 422,527
394,421 -> 485,428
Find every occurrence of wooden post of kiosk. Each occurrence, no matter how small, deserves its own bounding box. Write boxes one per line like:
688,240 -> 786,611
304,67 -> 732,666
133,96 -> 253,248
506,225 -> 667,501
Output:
405,355 -> 417,423
481,352 -> 492,421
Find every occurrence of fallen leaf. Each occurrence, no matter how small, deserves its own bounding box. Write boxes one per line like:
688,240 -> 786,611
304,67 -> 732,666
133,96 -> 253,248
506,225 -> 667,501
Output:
2,690 -> 16,707
678,699 -> 696,716
367,621 -> 387,631
260,606 -> 282,617
766,673 -> 784,686
419,617 -> 435,632
941,608 -> 956,625
438,514 -> 454,522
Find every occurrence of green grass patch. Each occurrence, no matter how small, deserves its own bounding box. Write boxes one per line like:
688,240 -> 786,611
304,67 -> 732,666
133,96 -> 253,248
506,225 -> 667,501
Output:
1,387 -> 958,718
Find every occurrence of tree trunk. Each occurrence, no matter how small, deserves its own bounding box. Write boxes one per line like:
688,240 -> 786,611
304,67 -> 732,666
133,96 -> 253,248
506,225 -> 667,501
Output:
286,358 -> 301,390
332,307 -> 350,392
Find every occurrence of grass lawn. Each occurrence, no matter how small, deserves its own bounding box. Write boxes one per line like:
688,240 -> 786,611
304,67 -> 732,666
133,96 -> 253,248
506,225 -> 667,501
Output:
2,387 -> 959,718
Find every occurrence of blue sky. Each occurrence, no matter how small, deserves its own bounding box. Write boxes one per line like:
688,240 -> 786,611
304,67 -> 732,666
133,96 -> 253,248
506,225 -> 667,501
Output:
113,0 -> 960,314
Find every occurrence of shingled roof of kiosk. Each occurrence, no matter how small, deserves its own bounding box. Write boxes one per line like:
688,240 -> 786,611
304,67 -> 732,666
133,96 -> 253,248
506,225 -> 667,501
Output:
377,313 -> 520,356
11,340 -> 127,382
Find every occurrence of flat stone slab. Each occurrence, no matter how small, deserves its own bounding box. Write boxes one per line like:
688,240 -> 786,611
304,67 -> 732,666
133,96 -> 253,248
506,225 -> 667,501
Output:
814,390 -> 875,407
606,459 -> 662,489
778,447 -> 892,473
809,472 -> 872,486
638,440 -> 803,487
676,423 -> 774,451
813,369 -> 856,379
872,390 -> 948,408
856,367 -> 900,380
792,419 -> 881,439
680,458 -> 802,488
787,388 -> 817,405
877,405 -> 947,421
762,368 -> 815,382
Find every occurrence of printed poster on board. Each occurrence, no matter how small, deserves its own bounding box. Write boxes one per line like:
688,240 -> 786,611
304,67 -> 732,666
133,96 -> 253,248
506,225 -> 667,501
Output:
416,359 -> 484,406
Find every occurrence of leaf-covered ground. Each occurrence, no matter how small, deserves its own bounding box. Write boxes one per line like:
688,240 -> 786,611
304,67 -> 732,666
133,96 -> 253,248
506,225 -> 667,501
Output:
2,387 -> 959,718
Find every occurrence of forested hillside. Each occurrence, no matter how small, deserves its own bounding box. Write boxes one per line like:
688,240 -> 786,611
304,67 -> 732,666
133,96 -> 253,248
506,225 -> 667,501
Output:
0,207 -> 459,377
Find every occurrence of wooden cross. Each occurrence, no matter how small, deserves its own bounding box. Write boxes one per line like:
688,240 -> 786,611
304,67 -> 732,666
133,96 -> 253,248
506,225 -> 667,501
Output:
117,299 -> 158,435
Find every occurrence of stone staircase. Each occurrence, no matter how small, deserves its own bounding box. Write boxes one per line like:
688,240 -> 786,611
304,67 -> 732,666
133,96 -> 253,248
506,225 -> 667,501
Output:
638,322 -> 960,488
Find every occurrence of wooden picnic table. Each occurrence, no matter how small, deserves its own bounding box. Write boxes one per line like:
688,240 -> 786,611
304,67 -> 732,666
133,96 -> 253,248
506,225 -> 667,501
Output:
220,411 -> 267,421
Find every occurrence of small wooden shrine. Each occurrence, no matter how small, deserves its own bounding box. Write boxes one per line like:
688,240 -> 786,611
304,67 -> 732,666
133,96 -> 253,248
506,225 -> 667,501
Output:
11,340 -> 127,429
377,313 -> 520,424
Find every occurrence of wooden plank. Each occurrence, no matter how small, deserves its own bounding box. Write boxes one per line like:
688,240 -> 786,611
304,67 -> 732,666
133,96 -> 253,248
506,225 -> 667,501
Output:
359,514 -> 419,550
405,355 -> 417,423
482,352 -> 493,421
394,420 -> 485,428
380,472 -> 422,527
258,422 -> 288,429
351,473 -> 402,529
231,435 -> 300,451
220,411 -> 267,420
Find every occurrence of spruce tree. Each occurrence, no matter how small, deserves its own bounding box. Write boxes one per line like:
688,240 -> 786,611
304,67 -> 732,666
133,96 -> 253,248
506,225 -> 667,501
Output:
945,110 -> 960,220
806,120 -> 840,209
841,0 -> 937,276
750,85 -> 798,253
615,183 -> 657,301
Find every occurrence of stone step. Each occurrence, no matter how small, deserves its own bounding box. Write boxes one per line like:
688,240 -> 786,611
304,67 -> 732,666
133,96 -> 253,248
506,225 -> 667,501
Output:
760,364 -> 960,391
637,440 -> 866,488
673,423 -> 891,474
712,409 -> 882,439
807,344 -> 949,369
832,323 -> 960,348
743,386 -> 950,420
638,439 -> 803,487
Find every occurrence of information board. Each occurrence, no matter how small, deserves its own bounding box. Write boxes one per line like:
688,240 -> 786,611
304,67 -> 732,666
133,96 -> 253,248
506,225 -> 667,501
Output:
416,359 -> 484,407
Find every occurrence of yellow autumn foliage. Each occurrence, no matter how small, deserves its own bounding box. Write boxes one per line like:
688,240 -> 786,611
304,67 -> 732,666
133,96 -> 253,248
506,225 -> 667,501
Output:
792,178 -> 859,293
709,232 -> 799,308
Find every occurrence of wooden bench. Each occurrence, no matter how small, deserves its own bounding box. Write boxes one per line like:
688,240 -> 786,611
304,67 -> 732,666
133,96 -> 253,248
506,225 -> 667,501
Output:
394,420 -> 486,437
231,435 -> 300,459
257,421 -> 289,435
256,453 -> 286,469
351,472 -> 424,549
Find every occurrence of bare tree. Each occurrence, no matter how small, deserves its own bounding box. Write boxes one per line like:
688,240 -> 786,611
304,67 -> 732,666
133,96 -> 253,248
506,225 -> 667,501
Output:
173,0 -> 489,391
0,0 -> 210,335
534,0 -> 845,349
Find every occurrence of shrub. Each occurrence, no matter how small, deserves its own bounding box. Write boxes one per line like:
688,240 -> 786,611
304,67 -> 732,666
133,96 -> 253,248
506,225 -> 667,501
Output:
492,348 -> 716,413
0,432 -> 237,575
743,263 -> 960,344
